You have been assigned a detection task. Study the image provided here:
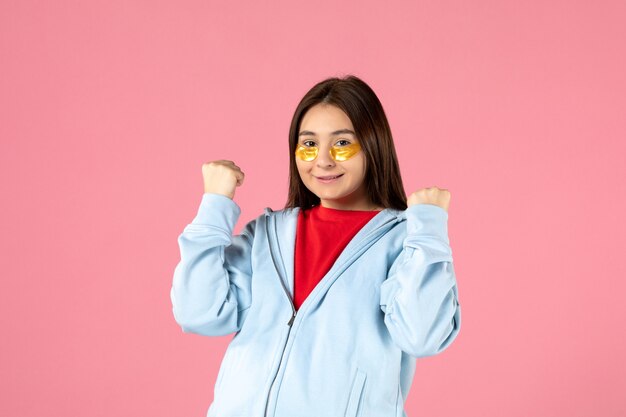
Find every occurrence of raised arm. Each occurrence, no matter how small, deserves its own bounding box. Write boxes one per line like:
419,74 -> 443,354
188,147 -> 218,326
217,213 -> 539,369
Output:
379,203 -> 461,358
171,192 -> 255,336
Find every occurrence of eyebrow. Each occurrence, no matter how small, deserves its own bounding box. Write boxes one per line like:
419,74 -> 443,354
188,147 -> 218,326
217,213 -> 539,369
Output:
298,129 -> 356,137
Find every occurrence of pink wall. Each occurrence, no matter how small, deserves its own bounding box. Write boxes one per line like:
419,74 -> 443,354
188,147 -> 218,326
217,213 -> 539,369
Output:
2,1 -> 625,416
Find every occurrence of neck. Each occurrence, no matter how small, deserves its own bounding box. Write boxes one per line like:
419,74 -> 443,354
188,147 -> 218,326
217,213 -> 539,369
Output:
319,201 -> 382,211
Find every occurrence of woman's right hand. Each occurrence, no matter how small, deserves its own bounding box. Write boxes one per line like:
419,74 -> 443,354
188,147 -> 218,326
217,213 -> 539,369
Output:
202,160 -> 245,200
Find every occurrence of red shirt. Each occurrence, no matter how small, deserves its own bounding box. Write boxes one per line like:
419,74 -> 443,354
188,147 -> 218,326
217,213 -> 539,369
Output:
293,204 -> 381,311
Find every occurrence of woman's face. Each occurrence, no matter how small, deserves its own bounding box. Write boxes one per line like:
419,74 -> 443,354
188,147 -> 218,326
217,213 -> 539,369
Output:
296,104 -> 375,211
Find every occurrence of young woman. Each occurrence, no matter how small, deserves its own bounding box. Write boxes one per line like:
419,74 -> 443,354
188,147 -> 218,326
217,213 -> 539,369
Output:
171,75 -> 461,417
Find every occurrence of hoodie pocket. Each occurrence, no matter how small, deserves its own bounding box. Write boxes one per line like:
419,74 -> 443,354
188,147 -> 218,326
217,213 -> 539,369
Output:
345,368 -> 367,417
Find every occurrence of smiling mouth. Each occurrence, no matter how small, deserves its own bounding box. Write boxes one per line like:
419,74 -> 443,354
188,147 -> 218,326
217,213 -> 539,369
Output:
316,174 -> 344,180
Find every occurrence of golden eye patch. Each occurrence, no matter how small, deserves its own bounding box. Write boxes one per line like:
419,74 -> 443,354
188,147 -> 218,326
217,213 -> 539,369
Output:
295,142 -> 361,162
330,142 -> 362,161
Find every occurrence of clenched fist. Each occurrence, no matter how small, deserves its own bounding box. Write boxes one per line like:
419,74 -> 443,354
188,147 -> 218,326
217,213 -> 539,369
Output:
407,187 -> 451,213
202,160 -> 245,200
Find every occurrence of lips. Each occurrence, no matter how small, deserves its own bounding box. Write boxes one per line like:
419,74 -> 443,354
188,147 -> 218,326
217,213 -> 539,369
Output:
316,174 -> 344,180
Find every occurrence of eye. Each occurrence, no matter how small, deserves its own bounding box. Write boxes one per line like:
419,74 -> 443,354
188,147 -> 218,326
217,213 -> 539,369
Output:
302,140 -> 316,147
336,139 -> 351,146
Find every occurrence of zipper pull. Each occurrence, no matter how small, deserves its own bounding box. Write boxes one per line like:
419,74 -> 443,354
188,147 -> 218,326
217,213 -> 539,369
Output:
287,311 -> 296,326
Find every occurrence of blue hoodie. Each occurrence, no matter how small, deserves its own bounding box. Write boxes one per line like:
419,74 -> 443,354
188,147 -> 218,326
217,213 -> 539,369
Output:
171,192 -> 462,417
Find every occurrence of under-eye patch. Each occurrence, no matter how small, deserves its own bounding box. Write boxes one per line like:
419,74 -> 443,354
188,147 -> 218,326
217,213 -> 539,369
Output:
295,142 -> 362,162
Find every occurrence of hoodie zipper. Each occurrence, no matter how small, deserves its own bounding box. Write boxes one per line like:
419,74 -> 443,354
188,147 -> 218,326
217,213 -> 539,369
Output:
263,213 -> 297,417
266,211 -> 297,324
262,210 -> 399,417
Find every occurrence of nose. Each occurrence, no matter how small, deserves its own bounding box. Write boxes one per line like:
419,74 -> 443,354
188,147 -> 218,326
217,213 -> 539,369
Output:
315,143 -> 336,168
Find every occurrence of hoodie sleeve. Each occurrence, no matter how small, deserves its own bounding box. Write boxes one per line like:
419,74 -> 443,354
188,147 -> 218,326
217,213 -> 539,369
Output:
379,203 -> 461,358
171,192 -> 255,336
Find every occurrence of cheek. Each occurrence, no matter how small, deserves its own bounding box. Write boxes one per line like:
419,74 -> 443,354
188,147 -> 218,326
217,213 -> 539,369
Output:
295,160 -> 308,177
347,154 -> 366,176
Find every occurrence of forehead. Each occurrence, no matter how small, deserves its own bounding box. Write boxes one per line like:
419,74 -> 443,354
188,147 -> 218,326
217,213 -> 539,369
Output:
299,104 -> 355,135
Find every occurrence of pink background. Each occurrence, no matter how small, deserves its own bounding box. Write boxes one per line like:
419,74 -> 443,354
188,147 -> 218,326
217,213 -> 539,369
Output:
2,1 -> 625,416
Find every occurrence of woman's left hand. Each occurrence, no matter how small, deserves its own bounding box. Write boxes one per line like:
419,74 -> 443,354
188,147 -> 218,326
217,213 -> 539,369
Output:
407,187 -> 451,213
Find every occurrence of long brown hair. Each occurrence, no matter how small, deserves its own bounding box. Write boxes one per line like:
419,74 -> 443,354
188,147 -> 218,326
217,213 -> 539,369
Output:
283,75 -> 407,211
